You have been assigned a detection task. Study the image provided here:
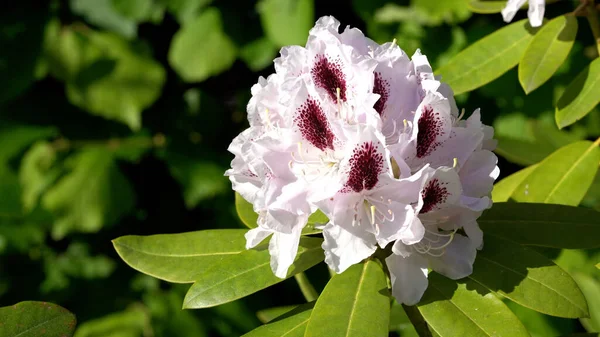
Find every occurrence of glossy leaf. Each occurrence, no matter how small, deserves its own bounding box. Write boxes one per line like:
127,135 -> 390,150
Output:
469,234 -> 588,318
511,141 -> 600,206
417,273 -> 530,337
168,8 -> 237,83
304,259 -> 390,337
113,229 -> 248,283
436,19 -> 539,95
242,302 -> 314,337
73,307 -> 148,337
389,302 -> 419,336
258,0 -> 314,46
573,273 -> 600,332
556,57 -> 600,128
256,305 -> 298,323
519,15 -> 577,94
467,0 -> 506,13
0,301 -> 76,337
235,192 -> 326,234
492,165 -> 537,202
479,203 -> 600,249
183,237 -> 323,308
43,149 -> 135,240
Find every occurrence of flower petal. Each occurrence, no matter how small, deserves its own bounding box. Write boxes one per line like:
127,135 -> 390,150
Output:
386,253 -> 429,305
501,0 -> 528,23
428,234 -> 476,280
269,224 -> 303,278
322,222 -> 377,273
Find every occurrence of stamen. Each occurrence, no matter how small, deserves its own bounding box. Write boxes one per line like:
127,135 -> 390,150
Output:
370,205 -> 376,225
453,157 -> 458,169
336,87 -> 341,110
391,38 -> 397,46
458,108 -> 465,121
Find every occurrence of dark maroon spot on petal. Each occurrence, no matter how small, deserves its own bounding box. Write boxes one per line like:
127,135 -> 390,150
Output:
295,98 -> 335,151
311,55 -> 347,102
420,178 -> 449,213
416,105 -> 444,158
373,72 -> 389,116
343,142 -> 384,193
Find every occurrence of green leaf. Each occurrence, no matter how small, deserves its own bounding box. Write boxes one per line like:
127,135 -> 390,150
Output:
467,1 -> 506,13
44,22 -> 166,130
304,259 -> 390,337
0,7 -> 49,104
511,141 -> 600,206
389,302 -> 419,336
417,273 -> 530,337
242,302 -> 314,337
412,0 -> 471,25
469,234 -> 588,318
258,0 -> 314,46
505,301 -> 575,337
73,306 -> 148,337
110,0 -> 165,23
158,0 -> 213,25
256,305 -> 298,324
436,19 -> 540,95
183,237 -> 323,308
519,15 -> 577,94
0,301 -> 76,337
556,57 -> 600,128
240,38 -> 278,72
113,229 -> 248,283
492,165 -> 537,202
235,192 -> 326,234
42,149 -> 135,240
70,0 -> 137,38
0,124 -> 57,164
168,8 -> 237,83
479,203 -> 600,249
573,273 -> 600,332
19,141 -> 60,212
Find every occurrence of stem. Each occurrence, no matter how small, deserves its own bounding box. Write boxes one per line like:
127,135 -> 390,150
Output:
294,272 -> 319,302
402,304 -> 434,337
585,0 -> 600,56
51,133 -> 166,152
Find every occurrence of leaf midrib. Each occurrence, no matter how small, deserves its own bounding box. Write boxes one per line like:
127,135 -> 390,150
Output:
344,262 -> 369,337
114,241 -> 243,257
13,312 -> 71,337
523,19 -> 568,91
559,60 -> 600,119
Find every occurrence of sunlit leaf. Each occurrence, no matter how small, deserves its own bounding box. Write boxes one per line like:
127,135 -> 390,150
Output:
573,273 -> 600,332
519,15 -> 577,94
480,203 -> 600,249
240,38 -> 278,72
436,19 -> 539,95
256,305 -> 298,324
0,301 -> 76,337
43,149 -> 135,240
470,234 -> 588,318
0,124 -> 57,164
511,141 -> 600,206
467,0 -> 506,13
110,0 -> 165,23
417,273 -> 529,337
412,0 -> 471,25
243,302 -> 314,337
505,300 -> 575,337
556,57 -> 600,128
158,0 -> 213,25
183,237 -> 323,308
113,229 -> 248,283
304,260 -> 389,337
389,302 -> 419,336
73,306 -> 148,337
258,0 -> 314,46
70,0 -> 137,38
168,8 -> 237,83
492,165 -> 537,202
19,141 -> 60,212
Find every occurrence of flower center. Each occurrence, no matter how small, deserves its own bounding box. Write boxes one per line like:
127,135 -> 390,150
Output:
416,105 -> 444,158
311,55 -> 347,103
420,178 -> 448,213
344,142 -> 384,193
373,72 -> 389,117
295,98 -> 335,151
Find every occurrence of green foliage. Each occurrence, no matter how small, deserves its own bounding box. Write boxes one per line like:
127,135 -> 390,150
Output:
73,306 -> 148,337
436,19 -> 540,95
242,302 -> 314,337
258,0 -> 314,46
0,301 -> 76,337
467,1 -> 506,14
168,8 -> 237,83
556,57 -> 600,128
519,15 -> 577,94
304,260 -> 390,337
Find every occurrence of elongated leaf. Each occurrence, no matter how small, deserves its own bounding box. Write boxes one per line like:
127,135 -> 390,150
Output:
417,273 -> 529,337
258,0 -> 314,46
0,301 -> 76,337
511,141 -> 600,206
243,302 -> 314,337
519,15 -> 577,94
492,165 -> 537,202
573,273 -> 600,332
467,0 -> 506,13
183,237 -> 323,308
304,259 -> 390,337
436,19 -> 539,95
235,192 -> 326,234
479,203 -> 600,249
113,229 -> 247,283
73,307 -> 148,337
556,57 -> 600,128
256,305 -> 298,324
470,234 -> 588,318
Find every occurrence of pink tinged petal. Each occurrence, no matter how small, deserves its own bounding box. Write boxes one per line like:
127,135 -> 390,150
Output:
462,218 -> 484,249
339,26 -> 378,55
311,54 -> 348,102
400,216 -> 426,245
501,0 -> 528,23
428,234 -> 476,280
413,93 -> 453,159
461,195 -> 492,212
269,225 -> 303,278
294,97 -> 336,151
322,222 -> 377,273
386,253 -> 429,305
419,167 -> 462,214
459,150 -> 499,198
419,127 -> 484,170
528,0 -> 545,27
310,16 -> 341,37
373,72 -> 390,117
372,200 -> 416,248
343,140 -> 385,193
245,227 -> 272,249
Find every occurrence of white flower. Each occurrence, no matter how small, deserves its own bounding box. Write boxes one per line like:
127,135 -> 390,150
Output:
502,0 -> 545,27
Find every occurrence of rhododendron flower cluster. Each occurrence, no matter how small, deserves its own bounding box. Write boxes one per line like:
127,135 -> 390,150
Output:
226,16 -> 499,305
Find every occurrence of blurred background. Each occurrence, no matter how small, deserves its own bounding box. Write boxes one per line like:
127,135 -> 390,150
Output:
0,0 -> 599,336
